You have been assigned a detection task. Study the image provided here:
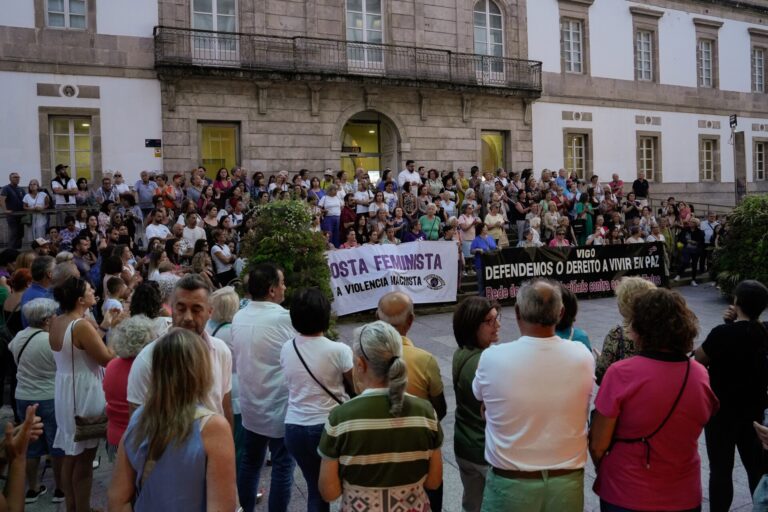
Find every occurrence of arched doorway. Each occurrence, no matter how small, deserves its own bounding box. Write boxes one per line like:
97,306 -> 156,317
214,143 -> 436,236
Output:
340,111 -> 400,182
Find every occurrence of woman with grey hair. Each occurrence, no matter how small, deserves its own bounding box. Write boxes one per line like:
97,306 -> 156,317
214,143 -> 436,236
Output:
102,315 -> 157,457
205,286 -> 243,464
9,298 -> 65,503
317,321 -> 443,511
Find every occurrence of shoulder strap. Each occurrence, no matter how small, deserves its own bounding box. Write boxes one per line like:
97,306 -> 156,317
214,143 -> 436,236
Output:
292,338 -> 343,405
70,320 -> 79,416
15,330 -> 44,365
211,322 -> 230,337
613,358 -> 690,468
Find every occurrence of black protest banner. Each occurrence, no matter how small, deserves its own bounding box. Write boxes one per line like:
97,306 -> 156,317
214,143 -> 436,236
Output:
481,242 -> 669,302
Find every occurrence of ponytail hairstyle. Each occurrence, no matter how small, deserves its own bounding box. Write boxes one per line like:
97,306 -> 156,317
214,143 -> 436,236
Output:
354,321 -> 408,416
733,280 -> 768,341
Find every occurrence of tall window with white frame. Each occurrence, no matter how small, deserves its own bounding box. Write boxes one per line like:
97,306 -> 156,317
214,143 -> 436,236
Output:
474,0 -> 504,75
561,18 -> 583,74
565,133 -> 586,179
50,118 -> 92,180
47,0 -> 86,29
755,141 -> 766,181
636,30 -> 653,81
753,47 -> 765,93
192,0 -> 237,61
346,0 -> 383,70
698,39 -> 714,88
638,136 -> 657,182
701,139 -> 715,181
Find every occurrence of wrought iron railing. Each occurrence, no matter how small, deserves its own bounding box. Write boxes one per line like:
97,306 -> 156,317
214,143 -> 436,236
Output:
153,26 -> 542,92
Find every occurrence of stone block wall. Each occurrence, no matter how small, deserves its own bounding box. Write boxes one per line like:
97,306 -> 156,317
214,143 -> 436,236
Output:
160,77 -> 532,175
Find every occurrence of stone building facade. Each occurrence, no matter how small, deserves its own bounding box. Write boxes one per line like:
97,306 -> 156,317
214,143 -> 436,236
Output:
0,0 -> 162,186
529,0 -> 768,206
154,0 -> 542,178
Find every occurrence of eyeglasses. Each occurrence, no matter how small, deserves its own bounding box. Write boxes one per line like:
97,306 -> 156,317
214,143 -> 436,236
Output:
484,312 -> 501,326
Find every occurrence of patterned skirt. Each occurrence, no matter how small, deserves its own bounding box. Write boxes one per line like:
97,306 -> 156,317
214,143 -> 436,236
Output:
341,478 -> 431,512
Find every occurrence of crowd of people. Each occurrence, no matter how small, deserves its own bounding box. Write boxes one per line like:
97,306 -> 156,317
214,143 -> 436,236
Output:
0,162 -> 759,512
0,250 -> 762,512
0,163 -> 726,295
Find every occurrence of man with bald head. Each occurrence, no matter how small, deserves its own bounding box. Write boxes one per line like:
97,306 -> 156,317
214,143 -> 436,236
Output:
472,279 -> 594,512
377,291 -> 447,509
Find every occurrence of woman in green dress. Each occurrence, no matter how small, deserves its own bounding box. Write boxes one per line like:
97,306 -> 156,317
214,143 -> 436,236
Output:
574,194 -> 594,246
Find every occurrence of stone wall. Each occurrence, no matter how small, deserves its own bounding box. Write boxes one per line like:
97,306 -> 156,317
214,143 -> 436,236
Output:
157,0 -> 528,59
160,78 -> 531,173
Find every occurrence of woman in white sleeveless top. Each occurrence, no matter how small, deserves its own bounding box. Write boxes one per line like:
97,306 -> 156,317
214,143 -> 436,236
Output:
49,277 -> 114,512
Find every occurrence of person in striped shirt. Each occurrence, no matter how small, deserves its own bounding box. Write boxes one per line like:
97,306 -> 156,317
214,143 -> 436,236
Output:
317,321 -> 443,511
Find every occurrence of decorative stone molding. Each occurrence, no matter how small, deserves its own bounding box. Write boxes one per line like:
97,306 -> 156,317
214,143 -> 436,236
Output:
629,6 -> 664,19
692,18 -> 724,30
461,94 -> 472,123
418,91 -> 429,121
523,99 -> 533,126
307,83 -> 322,117
635,115 -> 662,126
698,119 -> 721,129
255,81 -> 270,115
562,111 -> 592,122
364,88 -> 379,109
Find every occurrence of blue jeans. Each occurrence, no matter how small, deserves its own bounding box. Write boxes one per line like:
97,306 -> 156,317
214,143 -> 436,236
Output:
16,399 -> 64,458
753,474 -> 768,511
285,423 -> 329,512
237,429 -> 295,512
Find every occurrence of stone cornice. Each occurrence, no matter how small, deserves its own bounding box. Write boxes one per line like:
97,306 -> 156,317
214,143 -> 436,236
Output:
629,6 -> 665,19
749,27 -> 768,39
692,17 -> 725,29
557,0 -> 595,6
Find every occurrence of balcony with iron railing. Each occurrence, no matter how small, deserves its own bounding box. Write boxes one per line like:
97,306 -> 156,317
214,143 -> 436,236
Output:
153,26 -> 542,96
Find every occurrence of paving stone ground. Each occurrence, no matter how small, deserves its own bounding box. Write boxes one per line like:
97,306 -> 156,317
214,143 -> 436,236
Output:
11,284 -> 759,511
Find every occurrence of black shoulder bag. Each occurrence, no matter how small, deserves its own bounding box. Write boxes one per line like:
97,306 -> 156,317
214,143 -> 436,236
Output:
14,330 -> 44,365
211,322 -> 230,337
292,339 -> 343,405
612,357 -> 690,469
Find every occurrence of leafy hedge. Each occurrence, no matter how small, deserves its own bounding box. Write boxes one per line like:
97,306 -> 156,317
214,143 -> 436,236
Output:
241,200 -> 333,310
713,194 -> 768,295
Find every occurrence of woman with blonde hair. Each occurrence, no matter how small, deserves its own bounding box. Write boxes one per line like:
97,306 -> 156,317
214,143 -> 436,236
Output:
318,321 -> 443,511
595,277 -> 657,384
205,287 -> 243,464
108,328 -> 236,511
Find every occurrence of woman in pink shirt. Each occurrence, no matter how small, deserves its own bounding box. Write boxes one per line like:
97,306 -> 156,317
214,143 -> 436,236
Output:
103,314 -> 158,456
589,288 -> 718,512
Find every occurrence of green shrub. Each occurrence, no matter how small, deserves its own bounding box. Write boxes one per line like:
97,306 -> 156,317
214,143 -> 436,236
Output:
241,199 -> 333,313
713,194 -> 768,295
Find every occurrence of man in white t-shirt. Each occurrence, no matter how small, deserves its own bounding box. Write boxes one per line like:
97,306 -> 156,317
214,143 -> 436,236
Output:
50,164 -> 77,208
127,274 -> 233,426
145,209 -> 173,241
232,263 -> 296,512
182,213 -> 206,257
398,159 -> 422,188
473,279 -> 594,511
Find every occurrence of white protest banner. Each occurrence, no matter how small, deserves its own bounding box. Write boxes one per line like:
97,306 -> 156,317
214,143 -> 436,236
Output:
327,241 -> 458,316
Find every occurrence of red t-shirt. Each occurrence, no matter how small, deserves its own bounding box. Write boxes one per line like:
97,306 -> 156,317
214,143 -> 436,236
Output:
103,357 -> 135,446
594,355 -> 718,510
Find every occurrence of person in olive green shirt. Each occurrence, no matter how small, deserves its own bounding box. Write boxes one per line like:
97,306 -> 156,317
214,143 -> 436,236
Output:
452,296 -> 501,512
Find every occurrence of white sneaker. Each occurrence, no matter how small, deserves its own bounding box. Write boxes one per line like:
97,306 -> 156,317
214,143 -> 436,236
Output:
673,275 -> 681,281
691,280 -> 698,287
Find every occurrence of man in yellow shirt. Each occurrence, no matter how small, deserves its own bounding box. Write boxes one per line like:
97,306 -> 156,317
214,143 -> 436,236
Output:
377,291 -> 447,510
376,292 -> 446,417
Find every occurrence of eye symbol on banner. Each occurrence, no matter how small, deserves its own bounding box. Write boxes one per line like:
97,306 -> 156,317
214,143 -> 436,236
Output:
425,274 -> 446,290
